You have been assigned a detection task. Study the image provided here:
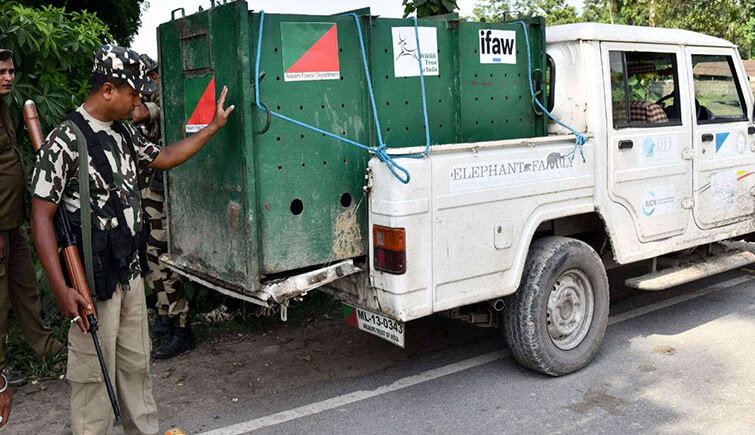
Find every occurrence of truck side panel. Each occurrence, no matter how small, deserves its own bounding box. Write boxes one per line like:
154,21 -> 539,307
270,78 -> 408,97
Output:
368,137 -> 594,321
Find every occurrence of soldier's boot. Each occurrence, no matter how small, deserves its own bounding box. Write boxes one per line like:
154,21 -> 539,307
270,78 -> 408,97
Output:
151,325 -> 195,359
151,314 -> 173,339
2,366 -> 28,388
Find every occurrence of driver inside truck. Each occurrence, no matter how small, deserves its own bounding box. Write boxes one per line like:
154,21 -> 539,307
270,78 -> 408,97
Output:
610,51 -> 682,127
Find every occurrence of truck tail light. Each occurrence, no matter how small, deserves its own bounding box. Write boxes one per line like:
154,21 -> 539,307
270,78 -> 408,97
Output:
373,225 -> 406,274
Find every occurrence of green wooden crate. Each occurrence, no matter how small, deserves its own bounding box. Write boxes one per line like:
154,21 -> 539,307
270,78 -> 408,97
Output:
157,1 -> 547,293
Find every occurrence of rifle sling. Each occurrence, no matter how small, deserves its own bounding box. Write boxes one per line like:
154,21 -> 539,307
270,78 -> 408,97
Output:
69,120 -> 96,299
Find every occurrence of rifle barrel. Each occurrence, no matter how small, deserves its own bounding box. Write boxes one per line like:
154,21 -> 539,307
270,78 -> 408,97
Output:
23,100 -> 45,152
88,314 -> 122,422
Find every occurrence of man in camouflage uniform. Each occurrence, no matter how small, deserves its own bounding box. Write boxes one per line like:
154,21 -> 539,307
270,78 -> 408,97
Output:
132,54 -> 193,359
0,48 -> 64,388
31,45 -> 234,434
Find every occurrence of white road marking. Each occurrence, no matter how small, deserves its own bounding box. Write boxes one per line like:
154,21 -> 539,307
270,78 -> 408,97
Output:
201,350 -> 509,435
201,274 -> 750,435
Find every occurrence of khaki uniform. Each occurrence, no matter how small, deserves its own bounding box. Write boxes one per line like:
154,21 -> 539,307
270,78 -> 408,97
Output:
67,277 -> 157,434
139,91 -> 189,328
0,98 -> 62,369
142,187 -> 188,327
32,105 -> 160,434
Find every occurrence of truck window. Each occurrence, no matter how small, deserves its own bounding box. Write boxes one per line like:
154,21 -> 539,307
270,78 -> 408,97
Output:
691,54 -> 747,123
609,51 -> 681,129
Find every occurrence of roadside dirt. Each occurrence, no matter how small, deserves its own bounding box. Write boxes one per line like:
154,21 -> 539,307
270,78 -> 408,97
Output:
11,313 -> 497,433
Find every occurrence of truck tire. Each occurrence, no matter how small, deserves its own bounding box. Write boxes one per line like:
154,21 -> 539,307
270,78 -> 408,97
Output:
503,236 -> 609,376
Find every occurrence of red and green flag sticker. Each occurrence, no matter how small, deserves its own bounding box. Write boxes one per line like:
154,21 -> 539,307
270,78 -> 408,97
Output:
343,304 -> 358,327
281,22 -> 339,82
185,75 -> 216,133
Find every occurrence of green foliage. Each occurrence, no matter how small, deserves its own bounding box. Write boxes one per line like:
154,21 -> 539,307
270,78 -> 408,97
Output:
472,0 -> 511,21
0,4 -> 111,377
601,1 -> 753,58
472,0 -> 755,57
18,0 -> 147,46
581,0 -> 612,23
402,0 -> 460,18
473,0 -> 578,24
0,2 -> 112,138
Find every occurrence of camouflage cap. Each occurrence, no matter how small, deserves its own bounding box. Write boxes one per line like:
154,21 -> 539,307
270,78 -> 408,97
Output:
93,44 -> 158,95
139,53 -> 158,73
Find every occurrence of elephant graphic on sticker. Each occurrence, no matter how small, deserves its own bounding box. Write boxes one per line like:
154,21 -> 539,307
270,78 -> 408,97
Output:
643,138 -> 656,158
546,152 -> 562,169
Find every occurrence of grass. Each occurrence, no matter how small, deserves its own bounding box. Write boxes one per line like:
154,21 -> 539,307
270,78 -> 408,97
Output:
6,312 -> 68,379
5,272 -> 69,379
6,278 -> 342,380
190,290 -> 343,342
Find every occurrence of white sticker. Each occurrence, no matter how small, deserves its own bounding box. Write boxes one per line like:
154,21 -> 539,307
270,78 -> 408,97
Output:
640,135 -> 677,166
392,27 -> 439,78
185,124 -> 207,133
478,29 -> 516,64
449,152 -> 578,192
710,170 -> 737,211
736,131 -> 746,154
714,131 -> 732,156
640,186 -> 677,218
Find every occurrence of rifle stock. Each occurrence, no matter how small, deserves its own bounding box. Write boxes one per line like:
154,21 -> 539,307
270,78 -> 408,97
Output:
23,100 -> 122,422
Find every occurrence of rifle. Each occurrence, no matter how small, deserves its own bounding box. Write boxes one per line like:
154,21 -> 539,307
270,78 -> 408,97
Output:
23,100 -> 122,422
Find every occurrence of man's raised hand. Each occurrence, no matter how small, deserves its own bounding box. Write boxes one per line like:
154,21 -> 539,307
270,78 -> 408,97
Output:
210,85 -> 235,129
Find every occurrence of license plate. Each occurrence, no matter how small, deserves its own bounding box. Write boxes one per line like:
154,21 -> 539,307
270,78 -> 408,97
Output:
343,304 -> 405,348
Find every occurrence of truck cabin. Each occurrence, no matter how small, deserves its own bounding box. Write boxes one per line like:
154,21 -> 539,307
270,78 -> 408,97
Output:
546,23 -> 750,137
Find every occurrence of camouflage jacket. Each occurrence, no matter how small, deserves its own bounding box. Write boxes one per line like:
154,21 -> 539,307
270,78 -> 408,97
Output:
139,89 -> 161,145
31,105 -> 160,236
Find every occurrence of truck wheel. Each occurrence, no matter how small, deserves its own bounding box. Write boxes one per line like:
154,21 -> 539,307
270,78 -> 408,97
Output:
503,236 -> 609,376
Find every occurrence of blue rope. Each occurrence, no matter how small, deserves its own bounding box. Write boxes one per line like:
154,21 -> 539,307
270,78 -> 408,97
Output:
512,20 -> 587,163
411,16 -> 432,153
254,10 -> 432,184
343,13 -> 431,180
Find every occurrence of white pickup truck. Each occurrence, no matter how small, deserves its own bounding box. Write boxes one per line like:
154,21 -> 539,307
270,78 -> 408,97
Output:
323,23 -> 755,376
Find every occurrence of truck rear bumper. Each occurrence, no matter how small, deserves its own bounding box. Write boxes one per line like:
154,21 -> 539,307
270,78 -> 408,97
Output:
160,254 -> 363,312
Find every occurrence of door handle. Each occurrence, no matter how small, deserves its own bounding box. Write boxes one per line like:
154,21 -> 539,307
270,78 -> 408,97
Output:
748,126 -> 755,135
618,140 -> 633,150
701,133 -> 714,142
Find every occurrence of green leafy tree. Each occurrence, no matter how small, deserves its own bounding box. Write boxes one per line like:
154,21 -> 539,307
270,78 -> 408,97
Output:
472,0 -> 512,21
473,0 -> 754,56
18,0 -> 146,45
598,0 -> 752,57
472,0 -> 578,24
743,0 -> 755,57
0,3 -> 112,372
402,0 -> 460,18
0,2 -> 112,149
581,0 -> 612,23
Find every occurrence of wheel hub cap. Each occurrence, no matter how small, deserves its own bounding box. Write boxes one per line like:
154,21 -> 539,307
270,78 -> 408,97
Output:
546,269 -> 595,350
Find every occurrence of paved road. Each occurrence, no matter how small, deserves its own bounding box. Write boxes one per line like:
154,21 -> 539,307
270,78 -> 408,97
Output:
188,269 -> 755,435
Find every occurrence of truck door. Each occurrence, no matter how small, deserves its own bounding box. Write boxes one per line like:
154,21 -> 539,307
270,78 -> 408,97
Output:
602,44 -> 693,242
686,47 -> 755,229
